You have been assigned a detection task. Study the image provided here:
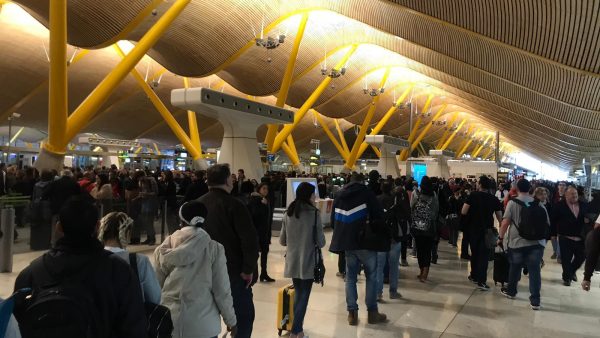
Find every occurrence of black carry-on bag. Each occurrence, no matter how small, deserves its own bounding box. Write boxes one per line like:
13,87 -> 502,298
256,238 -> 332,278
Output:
493,247 -> 509,286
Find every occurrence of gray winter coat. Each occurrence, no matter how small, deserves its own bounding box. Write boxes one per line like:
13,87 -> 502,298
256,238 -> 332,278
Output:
280,204 -> 326,280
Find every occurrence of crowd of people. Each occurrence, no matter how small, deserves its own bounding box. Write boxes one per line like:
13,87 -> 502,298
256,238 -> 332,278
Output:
2,163 -> 600,338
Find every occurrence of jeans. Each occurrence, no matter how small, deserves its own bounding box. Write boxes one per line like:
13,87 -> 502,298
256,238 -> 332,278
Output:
551,237 -> 560,258
558,237 -> 585,282
414,236 -> 433,268
469,234 -> 489,284
345,250 -> 378,312
376,242 -> 402,295
506,245 -> 544,306
291,278 -> 313,334
230,277 -> 255,338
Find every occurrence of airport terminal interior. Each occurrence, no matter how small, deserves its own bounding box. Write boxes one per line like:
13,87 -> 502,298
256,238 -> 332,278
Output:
1,0 -> 600,337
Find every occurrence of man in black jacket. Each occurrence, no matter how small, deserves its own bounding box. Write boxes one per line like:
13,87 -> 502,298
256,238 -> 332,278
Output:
13,196 -> 146,338
197,164 -> 259,338
551,186 -> 590,286
184,170 -> 208,202
330,173 -> 388,326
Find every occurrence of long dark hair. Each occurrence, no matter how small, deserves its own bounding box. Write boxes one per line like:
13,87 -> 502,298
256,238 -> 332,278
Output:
286,182 -> 315,218
420,176 -> 434,196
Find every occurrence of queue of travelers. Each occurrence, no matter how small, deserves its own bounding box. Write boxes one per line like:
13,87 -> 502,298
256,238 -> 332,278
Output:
3,162 -> 600,338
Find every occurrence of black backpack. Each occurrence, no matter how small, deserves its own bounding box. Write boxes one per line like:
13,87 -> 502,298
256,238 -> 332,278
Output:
129,253 -> 174,338
411,195 -> 434,236
381,196 -> 401,241
511,199 -> 549,240
21,255 -> 105,338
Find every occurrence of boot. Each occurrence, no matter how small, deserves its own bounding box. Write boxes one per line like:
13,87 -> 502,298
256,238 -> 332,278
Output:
420,267 -> 430,282
367,310 -> 388,324
347,310 -> 358,326
260,272 -> 275,282
417,267 -> 424,280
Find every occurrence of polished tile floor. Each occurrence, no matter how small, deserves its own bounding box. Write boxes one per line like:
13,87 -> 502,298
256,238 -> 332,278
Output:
3,228 -> 600,338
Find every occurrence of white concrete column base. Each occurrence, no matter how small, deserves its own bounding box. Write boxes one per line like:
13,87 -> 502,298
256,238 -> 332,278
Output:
218,120 -> 264,181
34,146 -> 65,172
192,158 -> 210,170
377,147 -> 401,178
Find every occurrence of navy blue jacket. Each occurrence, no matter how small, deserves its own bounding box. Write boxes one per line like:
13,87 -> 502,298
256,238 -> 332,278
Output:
329,182 -> 388,252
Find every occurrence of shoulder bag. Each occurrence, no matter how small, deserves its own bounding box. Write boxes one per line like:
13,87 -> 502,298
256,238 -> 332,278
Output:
312,210 -> 326,286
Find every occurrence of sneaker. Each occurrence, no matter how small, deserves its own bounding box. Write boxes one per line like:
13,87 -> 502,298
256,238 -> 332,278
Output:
530,304 -> 541,311
500,287 -> 516,299
336,272 -> 346,278
477,282 -> 491,291
550,253 -> 557,259
460,254 -> 471,260
468,275 -> 477,284
389,291 -> 402,299
400,259 -> 409,267
571,273 -> 578,282
557,257 -> 562,264
563,280 -> 571,286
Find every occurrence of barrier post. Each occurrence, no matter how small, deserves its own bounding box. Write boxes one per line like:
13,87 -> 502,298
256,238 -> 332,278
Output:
0,207 -> 15,272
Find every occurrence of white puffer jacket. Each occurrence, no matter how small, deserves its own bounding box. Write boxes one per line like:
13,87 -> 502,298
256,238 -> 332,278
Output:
154,227 -> 236,338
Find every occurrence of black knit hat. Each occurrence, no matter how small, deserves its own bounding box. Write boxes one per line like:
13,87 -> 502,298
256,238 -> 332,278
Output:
179,201 -> 208,227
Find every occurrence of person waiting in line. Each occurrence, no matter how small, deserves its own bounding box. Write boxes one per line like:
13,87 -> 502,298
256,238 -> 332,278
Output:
279,182 -> 326,338
98,212 -> 161,304
498,179 -> 548,310
551,186 -> 590,286
394,179 -> 412,267
330,173 -> 388,326
461,176 -> 503,291
376,182 -> 403,300
136,176 -> 159,245
155,201 -> 237,338
184,170 -> 209,202
410,176 -> 439,283
13,196 -> 147,337
159,170 -> 180,235
90,173 -> 113,216
248,182 -> 275,282
582,215 -> 600,291
197,164 -> 258,338
447,186 -> 464,248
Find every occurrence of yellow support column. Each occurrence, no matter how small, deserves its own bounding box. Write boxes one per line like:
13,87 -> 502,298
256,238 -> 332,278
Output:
286,135 -> 300,165
183,77 -> 202,153
408,104 -> 447,154
334,119 -> 350,154
456,138 -> 474,159
46,0 -> 68,155
371,145 -> 381,158
399,94 -> 434,160
281,142 -> 300,165
481,147 -> 494,160
62,0 -> 192,147
435,112 -> 459,149
273,44 -> 358,152
440,119 -> 467,150
354,85 -> 414,160
313,111 -> 348,161
344,68 -> 390,170
472,134 -> 492,158
266,13 -> 309,151
113,45 -> 202,160
453,126 -> 474,155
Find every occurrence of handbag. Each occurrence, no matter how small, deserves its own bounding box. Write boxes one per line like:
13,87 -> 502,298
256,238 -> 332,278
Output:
129,253 -> 174,338
312,210 -> 326,286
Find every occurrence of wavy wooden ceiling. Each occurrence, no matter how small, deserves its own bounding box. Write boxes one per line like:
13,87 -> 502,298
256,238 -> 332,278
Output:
7,0 -> 600,167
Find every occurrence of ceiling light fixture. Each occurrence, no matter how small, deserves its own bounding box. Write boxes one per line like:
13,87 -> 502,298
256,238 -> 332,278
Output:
362,73 -> 385,97
254,18 -> 285,50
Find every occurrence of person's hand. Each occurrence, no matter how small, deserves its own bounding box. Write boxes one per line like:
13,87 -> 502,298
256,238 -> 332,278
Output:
594,223 -> 600,230
262,197 -> 268,205
497,239 -> 504,248
582,280 -> 591,291
227,325 -> 238,337
240,272 -> 253,288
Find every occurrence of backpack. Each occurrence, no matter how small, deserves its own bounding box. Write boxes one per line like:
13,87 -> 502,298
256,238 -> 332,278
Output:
511,199 -> 549,240
411,195 -> 433,235
20,255 -> 104,338
381,195 -> 400,241
129,253 -> 174,338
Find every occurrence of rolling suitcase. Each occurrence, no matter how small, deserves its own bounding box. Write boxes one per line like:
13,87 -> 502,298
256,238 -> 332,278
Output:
277,284 -> 295,336
493,247 -> 509,286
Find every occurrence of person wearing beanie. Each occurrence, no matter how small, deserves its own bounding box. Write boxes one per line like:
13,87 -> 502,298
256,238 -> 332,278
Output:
98,212 -> 161,304
154,201 -> 238,338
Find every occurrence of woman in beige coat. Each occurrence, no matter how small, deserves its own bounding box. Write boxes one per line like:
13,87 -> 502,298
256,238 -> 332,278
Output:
155,201 -> 237,338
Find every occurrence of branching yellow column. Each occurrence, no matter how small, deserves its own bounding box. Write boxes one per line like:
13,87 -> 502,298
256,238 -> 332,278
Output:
266,13 -> 309,151
472,134 -> 493,158
286,135 -> 300,165
456,137 -> 475,159
344,68 -> 391,170
408,104 -> 447,154
113,45 -> 202,160
354,85 -> 414,160
46,0 -> 68,154
453,126 -> 474,155
62,0 -> 191,148
273,44 -> 358,153
399,94 -> 434,160
440,119 -> 467,150
481,147 -> 494,160
183,77 -> 202,154
334,119 -> 350,154
313,111 -> 348,161
371,145 -> 381,158
435,112 -> 459,149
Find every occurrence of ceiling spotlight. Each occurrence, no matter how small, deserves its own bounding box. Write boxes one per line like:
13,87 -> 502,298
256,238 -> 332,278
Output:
255,34 -> 285,49
321,66 -> 347,78
363,87 -> 385,97
431,120 -> 447,126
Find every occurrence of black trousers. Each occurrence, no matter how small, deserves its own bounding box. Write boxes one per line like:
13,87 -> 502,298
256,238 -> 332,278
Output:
230,276 -> 255,338
338,251 -> 346,274
469,233 -> 489,284
259,242 -> 270,275
400,235 -> 409,260
415,235 -> 434,268
461,231 -> 470,257
559,236 -> 585,282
